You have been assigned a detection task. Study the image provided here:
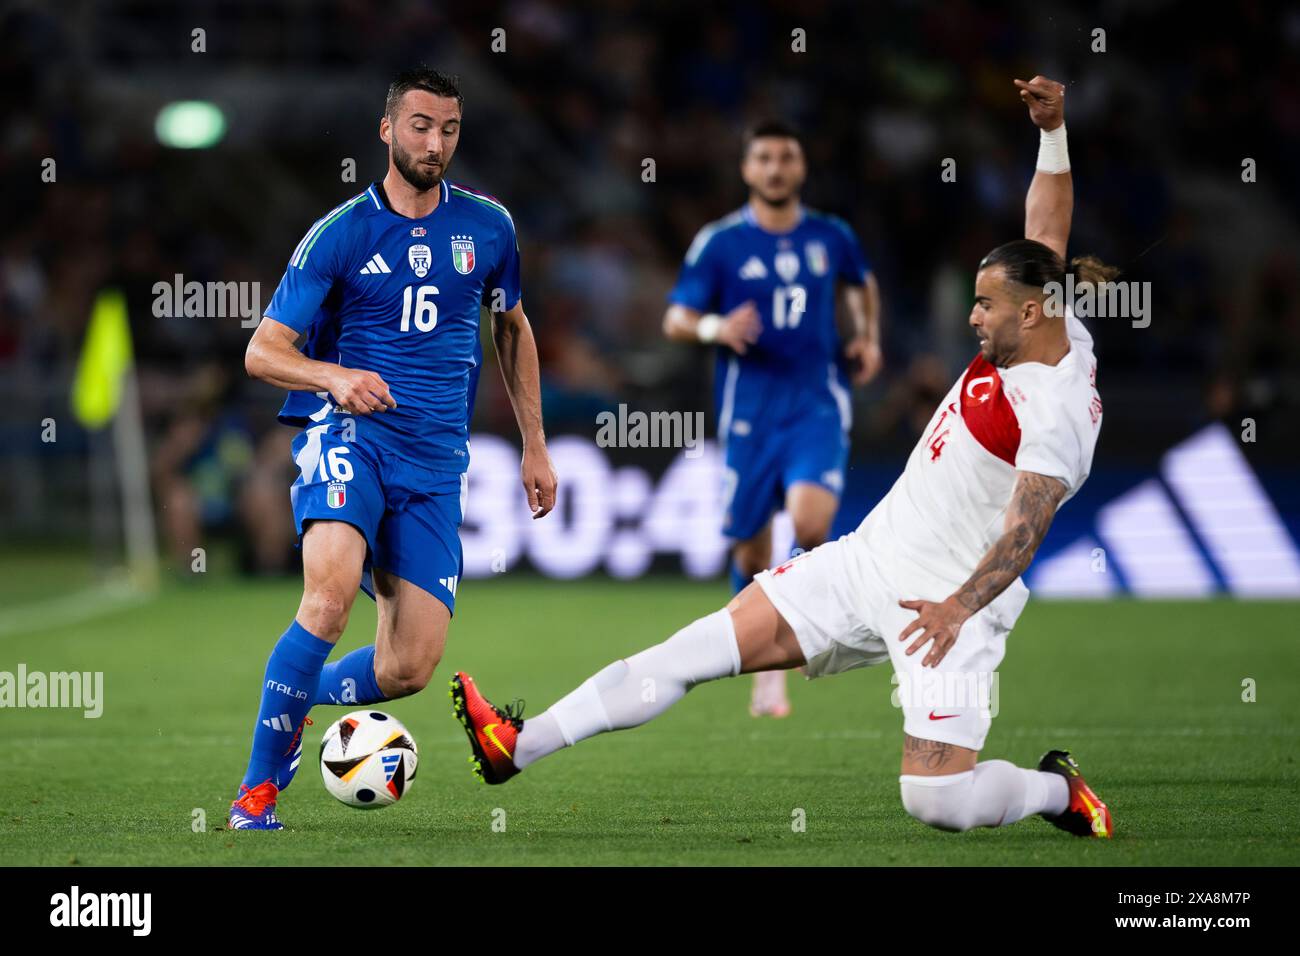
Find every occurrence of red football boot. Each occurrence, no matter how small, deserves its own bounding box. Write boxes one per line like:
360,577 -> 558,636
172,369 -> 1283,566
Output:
449,672 -> 525,785
1038,749 -> 1113,838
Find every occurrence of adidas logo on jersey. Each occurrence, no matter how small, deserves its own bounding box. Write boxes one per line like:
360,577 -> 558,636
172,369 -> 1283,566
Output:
359,253 -> 392,275
739,256 -> 768,280
438,575 -> 459,596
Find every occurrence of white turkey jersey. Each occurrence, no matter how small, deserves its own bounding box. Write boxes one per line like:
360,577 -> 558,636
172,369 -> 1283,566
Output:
857,310 -> 1102,606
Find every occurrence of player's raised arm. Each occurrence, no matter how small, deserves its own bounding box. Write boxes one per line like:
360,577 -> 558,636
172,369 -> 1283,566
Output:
897,470 -> 1067,668
1017,75 -> 1072,260
245,316 -> 395,415
492,300 -> 558,519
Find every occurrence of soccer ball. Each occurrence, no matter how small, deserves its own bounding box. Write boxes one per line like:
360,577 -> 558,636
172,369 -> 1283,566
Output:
319,710 -> 418,808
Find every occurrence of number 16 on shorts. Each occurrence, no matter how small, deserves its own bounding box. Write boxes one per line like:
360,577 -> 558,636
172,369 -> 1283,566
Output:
317,445 -> 353,483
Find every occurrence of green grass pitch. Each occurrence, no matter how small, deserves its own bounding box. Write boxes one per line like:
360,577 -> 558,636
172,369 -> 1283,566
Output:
2,569 -> 1298,866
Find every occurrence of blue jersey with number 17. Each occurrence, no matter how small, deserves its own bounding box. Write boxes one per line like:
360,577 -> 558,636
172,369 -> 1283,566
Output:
668,205 -> 870,434
265,179 -> 520,474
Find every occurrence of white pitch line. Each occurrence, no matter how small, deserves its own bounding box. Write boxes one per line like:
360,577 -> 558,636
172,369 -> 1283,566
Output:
0,580 -> 153,639
1004,726 -> 1300,738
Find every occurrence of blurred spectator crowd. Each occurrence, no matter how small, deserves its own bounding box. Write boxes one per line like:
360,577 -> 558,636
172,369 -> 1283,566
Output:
2,0 -> 1297,572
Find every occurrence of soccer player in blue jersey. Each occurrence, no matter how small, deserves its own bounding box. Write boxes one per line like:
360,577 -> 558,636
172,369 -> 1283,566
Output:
662,121 -> 883,717
228,68 -> 557,829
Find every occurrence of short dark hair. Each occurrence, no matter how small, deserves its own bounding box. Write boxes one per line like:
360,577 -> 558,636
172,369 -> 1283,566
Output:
385,67 -> 463,119
742,119 -> 803,156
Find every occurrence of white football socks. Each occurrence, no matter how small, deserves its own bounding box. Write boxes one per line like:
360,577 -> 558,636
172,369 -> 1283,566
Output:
899,759 -> 1069,832
514,609 -> 741,769
512,608 -> 1072,836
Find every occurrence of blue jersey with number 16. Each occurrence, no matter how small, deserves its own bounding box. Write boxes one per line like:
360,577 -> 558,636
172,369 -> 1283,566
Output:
265,179 -> 520,474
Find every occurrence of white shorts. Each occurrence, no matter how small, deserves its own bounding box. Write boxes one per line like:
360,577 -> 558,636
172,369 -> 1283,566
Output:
754,531 -> 1028,751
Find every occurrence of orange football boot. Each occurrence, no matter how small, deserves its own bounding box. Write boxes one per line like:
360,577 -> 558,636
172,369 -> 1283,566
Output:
1039,749 -> 1113,838
449,671 -> 525,785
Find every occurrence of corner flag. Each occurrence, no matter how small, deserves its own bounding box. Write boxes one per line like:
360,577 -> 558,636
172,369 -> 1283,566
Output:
71,288 -> 134,429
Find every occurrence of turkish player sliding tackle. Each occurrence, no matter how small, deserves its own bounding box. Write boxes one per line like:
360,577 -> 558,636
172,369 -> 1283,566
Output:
453,75 -> 1114,837
228,69 -> 557,829
663,120 -> 883,719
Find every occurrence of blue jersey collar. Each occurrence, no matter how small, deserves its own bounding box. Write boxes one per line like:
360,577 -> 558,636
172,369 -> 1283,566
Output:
742,201 -> 805,235
368,179 -> 450,218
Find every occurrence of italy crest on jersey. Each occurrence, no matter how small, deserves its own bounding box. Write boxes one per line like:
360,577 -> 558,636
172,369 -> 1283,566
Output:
451,238 -> 475,275
408,244 -> 431,278
805,241 -> 829,276
327,481 -> 346,509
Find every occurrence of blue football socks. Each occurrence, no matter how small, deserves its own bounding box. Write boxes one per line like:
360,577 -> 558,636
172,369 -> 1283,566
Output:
313,644 -> 387,706
240,620 -> 333,791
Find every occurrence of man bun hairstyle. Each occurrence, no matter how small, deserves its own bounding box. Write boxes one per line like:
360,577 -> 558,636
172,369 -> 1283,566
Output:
978,239 -> 1066,289
1069,254 -> 1122,287
979,239 -> 1120,293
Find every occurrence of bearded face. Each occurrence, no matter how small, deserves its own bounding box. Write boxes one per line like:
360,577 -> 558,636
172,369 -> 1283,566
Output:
384,90 -> 461,192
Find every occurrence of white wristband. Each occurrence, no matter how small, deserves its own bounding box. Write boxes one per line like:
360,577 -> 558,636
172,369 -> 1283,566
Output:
1036,124 -> 1070,174
696,313 -> 723,344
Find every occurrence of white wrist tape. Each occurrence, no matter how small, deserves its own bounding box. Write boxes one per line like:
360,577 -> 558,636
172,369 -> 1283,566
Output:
1036,124 -> 1070,174
696,313 -> 723,344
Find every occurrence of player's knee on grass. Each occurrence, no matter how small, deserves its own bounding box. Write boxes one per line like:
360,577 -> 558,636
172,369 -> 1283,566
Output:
899,771 -> 980,833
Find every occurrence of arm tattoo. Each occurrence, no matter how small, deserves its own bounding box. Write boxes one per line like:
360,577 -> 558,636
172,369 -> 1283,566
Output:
953,472 -> 1066,616
904,734 -> 958,772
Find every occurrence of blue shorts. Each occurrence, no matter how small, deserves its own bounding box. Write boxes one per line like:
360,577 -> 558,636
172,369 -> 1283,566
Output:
289,421 -> 466,614
721,406 -> 848,542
